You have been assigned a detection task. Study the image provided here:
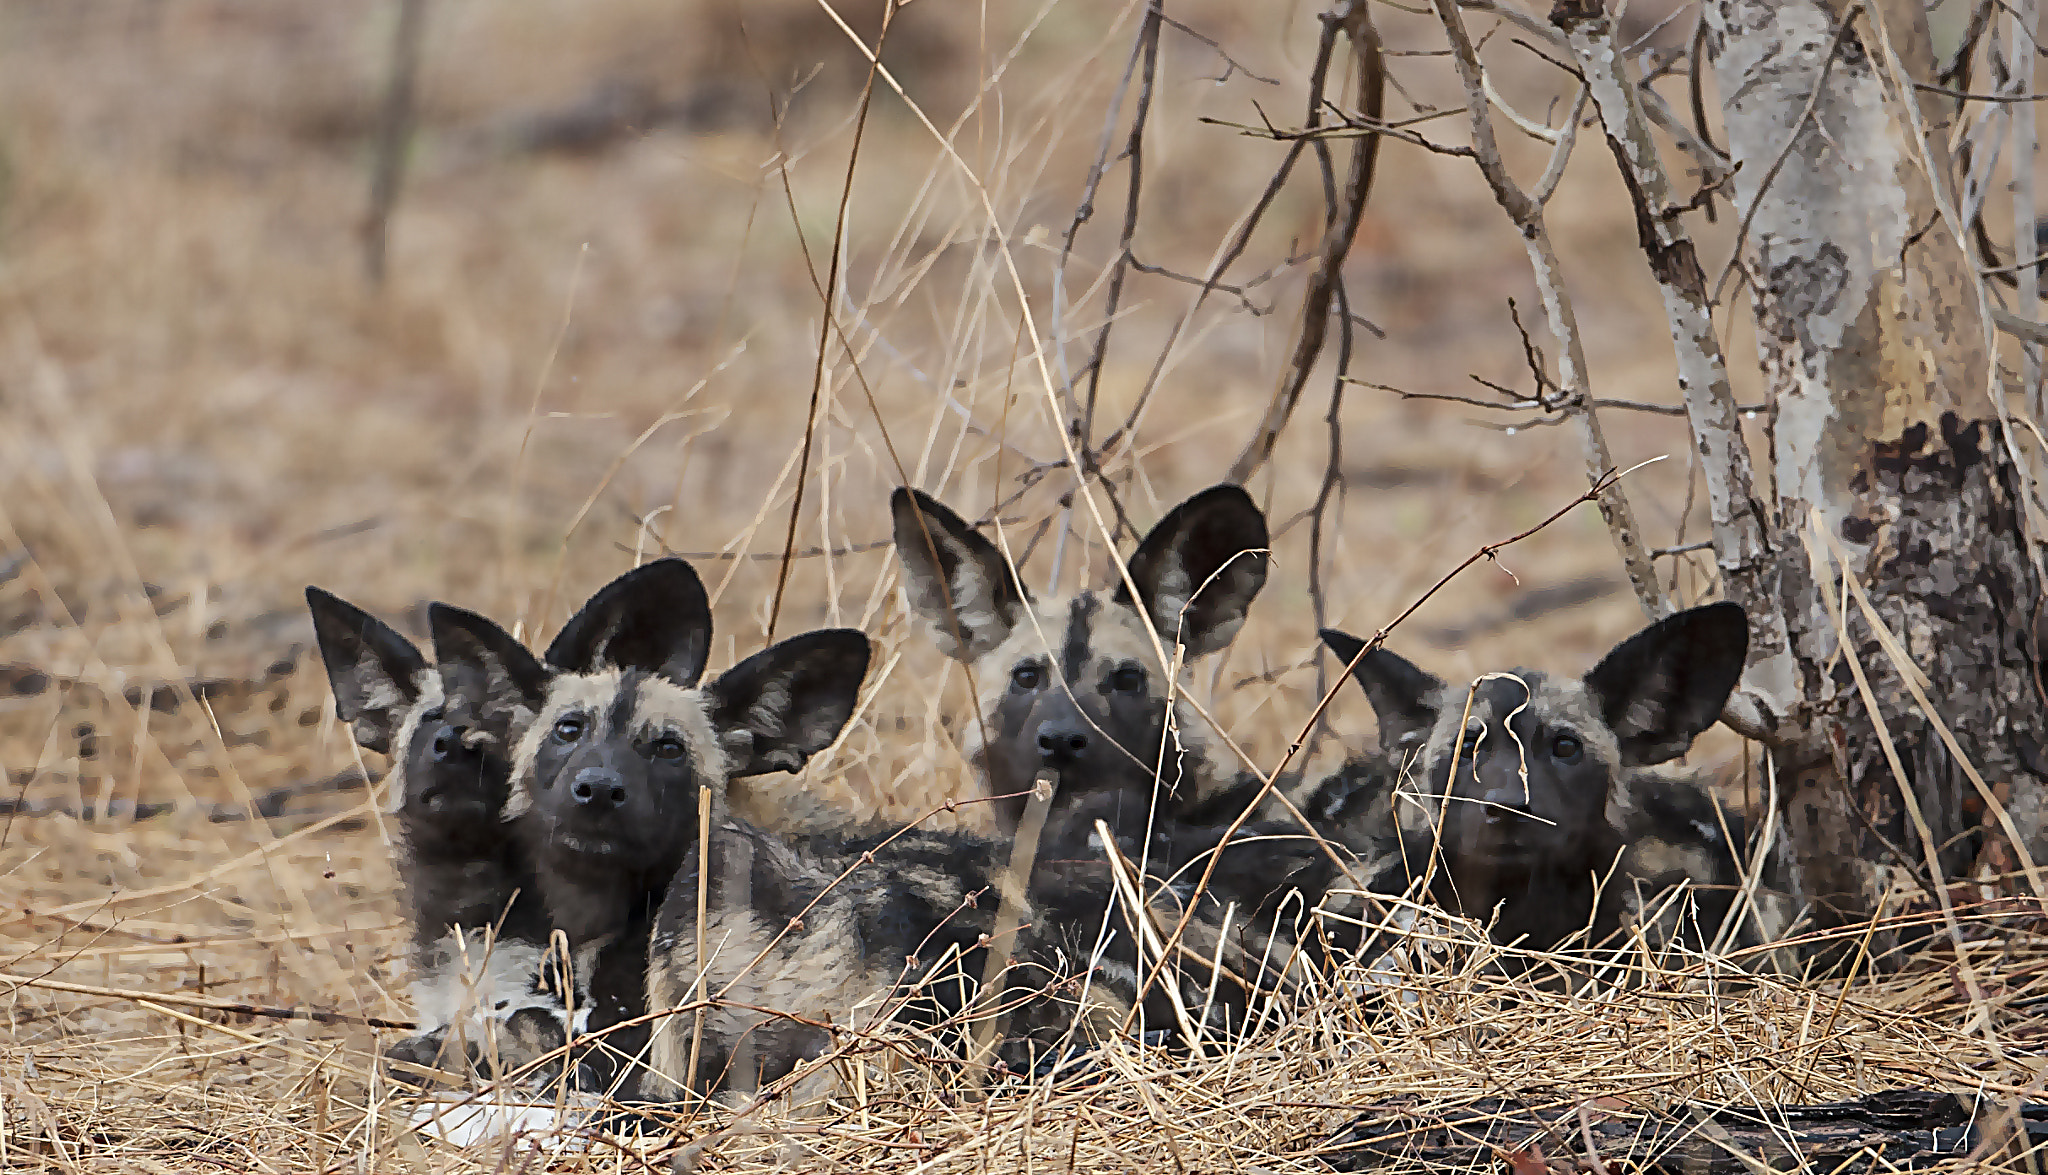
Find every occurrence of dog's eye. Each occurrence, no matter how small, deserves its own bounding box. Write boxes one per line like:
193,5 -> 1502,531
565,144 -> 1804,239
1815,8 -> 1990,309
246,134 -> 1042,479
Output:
1011,663 -> 1043,692
1460,727 -> 1488,761
651,736 -> 686,761
1108,665 -> 1146,694
552,716 -> 586,743
1551,734 -> 1583,763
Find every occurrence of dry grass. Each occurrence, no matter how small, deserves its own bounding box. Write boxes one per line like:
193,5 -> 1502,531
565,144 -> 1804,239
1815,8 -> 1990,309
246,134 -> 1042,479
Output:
0,0 -> 2040,1170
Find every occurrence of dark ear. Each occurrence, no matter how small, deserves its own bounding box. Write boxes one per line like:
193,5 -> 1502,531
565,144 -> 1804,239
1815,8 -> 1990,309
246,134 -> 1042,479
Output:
1319,628 -> 1444,752
305,587 -> 427,755
544,558 -> 712,686
890,487 -> 1027,662
428,603 -> 555,743
1117,484 -> 1268,658
1583,602 -> 1749,766
707,629 -> 872,778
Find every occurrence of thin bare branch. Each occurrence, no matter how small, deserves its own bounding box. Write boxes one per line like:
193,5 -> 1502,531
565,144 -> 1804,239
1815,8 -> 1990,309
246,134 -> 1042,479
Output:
1227,1 -> 1385,484
1553,0 -> 1798,736
1429,0 -> 1667,615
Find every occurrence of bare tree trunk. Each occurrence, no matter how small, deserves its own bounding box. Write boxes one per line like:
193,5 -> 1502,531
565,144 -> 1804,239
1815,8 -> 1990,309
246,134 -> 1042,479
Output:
364,0 -> 429,289
1704,0 -> 2047,945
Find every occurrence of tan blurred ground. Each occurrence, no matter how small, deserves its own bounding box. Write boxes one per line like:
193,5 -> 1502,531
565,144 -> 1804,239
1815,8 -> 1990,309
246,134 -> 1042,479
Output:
0,1 -> 1813,1167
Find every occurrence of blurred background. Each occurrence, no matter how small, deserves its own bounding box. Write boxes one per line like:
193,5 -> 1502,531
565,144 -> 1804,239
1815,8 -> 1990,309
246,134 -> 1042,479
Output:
0,0 -> 1825,1150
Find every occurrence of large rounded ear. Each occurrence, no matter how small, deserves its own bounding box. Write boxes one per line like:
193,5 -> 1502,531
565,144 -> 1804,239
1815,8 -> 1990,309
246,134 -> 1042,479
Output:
707,629 -> 872,778
1582,601 -> 1749,767
1117,484 -> 1268,659
890,486 -> 1027,662
429,603 -> 554,744
305,587 -> 427,755
1319,628 -> 1445,753
544,558 -> 712,686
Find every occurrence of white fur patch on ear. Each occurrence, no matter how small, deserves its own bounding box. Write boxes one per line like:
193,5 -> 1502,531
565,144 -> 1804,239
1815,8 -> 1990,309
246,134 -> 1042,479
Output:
1143,564 -> 1197,646
901,576 -> 1017,663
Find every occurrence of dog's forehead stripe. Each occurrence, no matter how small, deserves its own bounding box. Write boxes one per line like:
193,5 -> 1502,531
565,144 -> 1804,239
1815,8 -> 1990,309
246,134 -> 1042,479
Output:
1061,595 -> 1099,685
506,667 -> 734,817
973,592 -> 1171,709
606,676 -> 639,736
1420,669 -> 1622,771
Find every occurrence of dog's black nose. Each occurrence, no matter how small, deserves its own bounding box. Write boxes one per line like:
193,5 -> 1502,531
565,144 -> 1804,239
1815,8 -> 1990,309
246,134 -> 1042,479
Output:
1478,784 -> 1535,825
570,768 -> 627,809
1036,722 -> 1089,766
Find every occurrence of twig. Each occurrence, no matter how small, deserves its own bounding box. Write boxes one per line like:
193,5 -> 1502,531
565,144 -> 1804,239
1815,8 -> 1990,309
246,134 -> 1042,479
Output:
1125,255 -> 1304,317
1913,79 -> 2048,101
1226,0 -> 1384,484
767,0 -> 894,639
1459,0 -> 1732,181
0,971 -> 416,1031
1074,1 -> 1164,465
1430,0 -> 1666,616
1158,12 -> 1281,85
965,777 -> 1055,1081
1552,0 -> 1795,738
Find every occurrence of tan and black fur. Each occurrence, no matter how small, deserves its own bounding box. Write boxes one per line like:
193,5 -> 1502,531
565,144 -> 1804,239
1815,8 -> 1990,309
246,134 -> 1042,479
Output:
427,557 -> 725,1097
447,569 -> 1233,1106
306,588 -> 567,1086
642,819 -> 1227,1101
891,484 -> 1270,856
1317,603 -> 1797,961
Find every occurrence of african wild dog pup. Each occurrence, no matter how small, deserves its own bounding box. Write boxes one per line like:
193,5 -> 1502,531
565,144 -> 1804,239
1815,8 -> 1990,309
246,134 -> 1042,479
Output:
427,557 -> 718,1097
443,576 -> 1233,1108
305,588 -> 565,1085
891,484 -> 1269,854
1317,602 -> 1788,959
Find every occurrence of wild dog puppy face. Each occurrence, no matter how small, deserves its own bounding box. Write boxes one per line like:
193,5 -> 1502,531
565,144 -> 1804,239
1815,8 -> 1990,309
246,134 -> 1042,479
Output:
892,484 -> 1268,835
308,587 -> 563,1085
1320,603 -> 1749,879
433,559 -> 871,894
427,559 -> 719,886
307,587 -> 484,825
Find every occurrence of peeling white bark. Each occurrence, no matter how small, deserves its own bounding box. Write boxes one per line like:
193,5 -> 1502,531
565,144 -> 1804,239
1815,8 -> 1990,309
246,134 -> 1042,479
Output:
1704,0 -> 1988,673
1705,0 -> 2043,927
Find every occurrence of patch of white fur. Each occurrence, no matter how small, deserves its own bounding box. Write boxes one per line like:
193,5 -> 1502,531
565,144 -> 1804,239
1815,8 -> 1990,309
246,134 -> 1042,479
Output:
1143,564 -> 1195,646
898,543 -> 1019,662
407,1091 -> 616,1152
382,669 -> 447,815
411,929 -> 563,1039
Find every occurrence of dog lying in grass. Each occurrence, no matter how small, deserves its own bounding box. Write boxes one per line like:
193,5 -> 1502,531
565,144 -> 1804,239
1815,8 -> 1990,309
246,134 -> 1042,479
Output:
1315,602 -> 1797,964
306,587 -> 568,1087
427,558 -> 1237,1122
